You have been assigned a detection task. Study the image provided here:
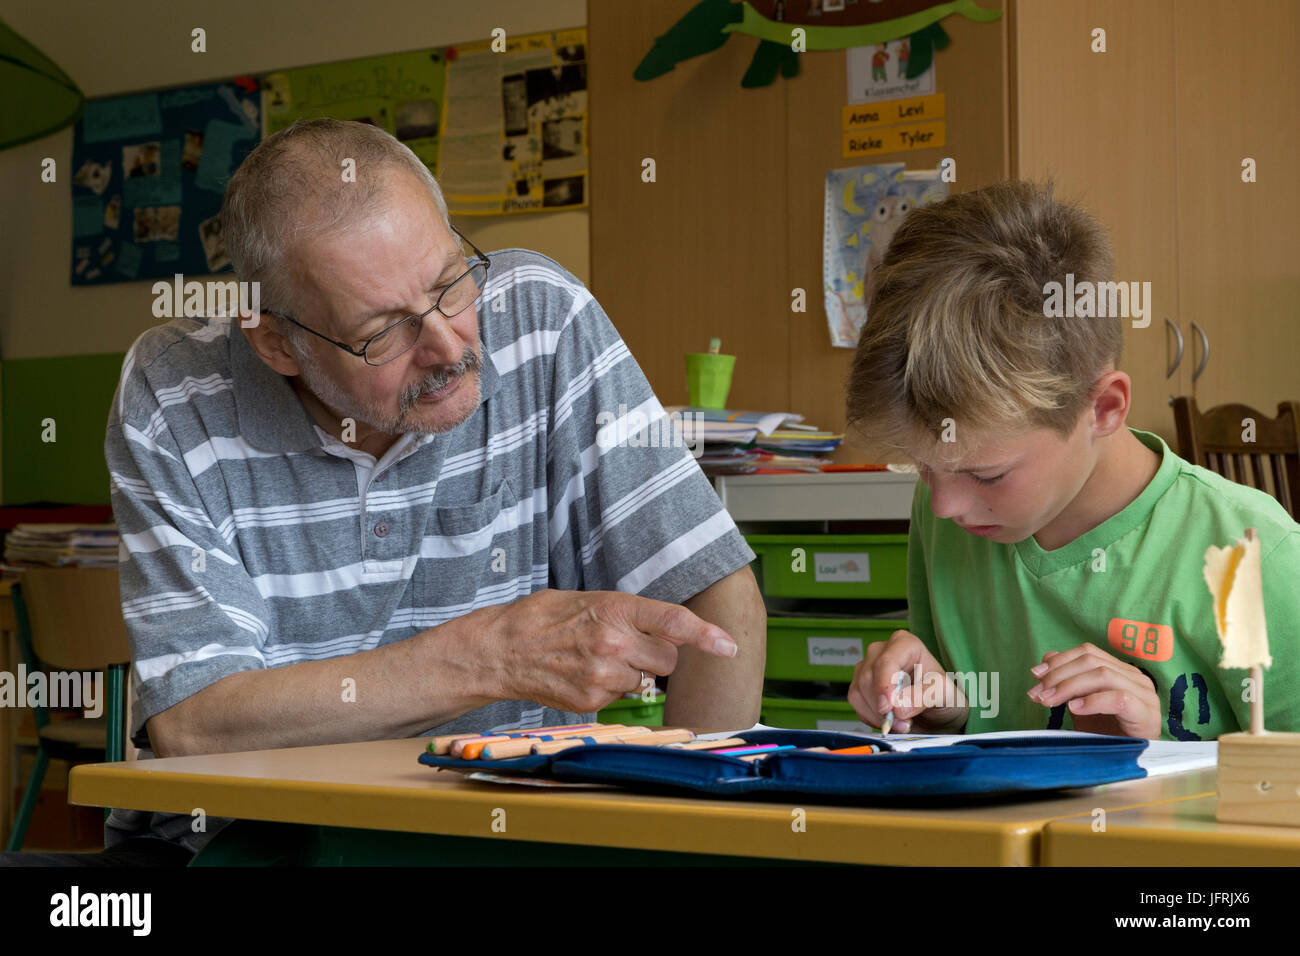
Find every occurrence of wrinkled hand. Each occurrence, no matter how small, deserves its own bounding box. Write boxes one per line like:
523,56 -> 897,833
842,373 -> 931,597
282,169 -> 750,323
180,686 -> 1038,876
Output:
481,589 -> 738,715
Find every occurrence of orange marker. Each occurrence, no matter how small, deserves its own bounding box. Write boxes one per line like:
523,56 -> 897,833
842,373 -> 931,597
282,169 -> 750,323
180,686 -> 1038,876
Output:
479,724 -> 648,759
459,725 -> 626,759
451,727 -> 601,758
430,723 -> 595,755
827,744 -> 881,755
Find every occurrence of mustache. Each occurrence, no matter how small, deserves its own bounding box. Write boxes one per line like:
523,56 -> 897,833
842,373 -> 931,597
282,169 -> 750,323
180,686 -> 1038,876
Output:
407,347 -> 480,400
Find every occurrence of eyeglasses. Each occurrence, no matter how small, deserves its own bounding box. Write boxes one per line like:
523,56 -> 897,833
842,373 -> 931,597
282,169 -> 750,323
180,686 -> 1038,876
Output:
265,226 -> 491,366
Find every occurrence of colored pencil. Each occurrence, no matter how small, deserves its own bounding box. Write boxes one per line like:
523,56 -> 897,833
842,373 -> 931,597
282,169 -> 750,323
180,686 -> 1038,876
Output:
430,723 -> 596,755
481,724 -> 651,759
530,728 -> 696,755
708,743 -> 787,756
736,745 -> 796,761
459,724 -> 629,759
668,737 -> 748,750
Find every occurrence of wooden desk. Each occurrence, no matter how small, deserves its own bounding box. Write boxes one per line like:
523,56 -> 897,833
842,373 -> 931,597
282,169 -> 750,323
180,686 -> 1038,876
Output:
69,738 -> 1215,866
1043,794 -> 1300,866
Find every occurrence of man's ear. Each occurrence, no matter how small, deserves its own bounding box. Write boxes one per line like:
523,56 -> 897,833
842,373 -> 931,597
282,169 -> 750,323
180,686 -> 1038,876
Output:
1090,370 -> 1132,437
242,315 -> 301,377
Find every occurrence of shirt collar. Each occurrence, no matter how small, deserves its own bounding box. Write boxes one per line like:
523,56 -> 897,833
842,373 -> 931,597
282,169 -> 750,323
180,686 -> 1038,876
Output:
229,315 -> 501,454
1012,427 -> 1177,575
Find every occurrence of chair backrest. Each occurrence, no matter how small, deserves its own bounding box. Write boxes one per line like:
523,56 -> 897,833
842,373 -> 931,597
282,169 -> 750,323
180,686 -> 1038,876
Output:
1172,397 -> 1300,519
18,567 -> 131,671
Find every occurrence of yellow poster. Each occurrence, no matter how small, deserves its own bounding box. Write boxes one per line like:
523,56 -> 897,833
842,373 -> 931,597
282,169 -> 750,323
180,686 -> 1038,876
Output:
439,28 -> 587,215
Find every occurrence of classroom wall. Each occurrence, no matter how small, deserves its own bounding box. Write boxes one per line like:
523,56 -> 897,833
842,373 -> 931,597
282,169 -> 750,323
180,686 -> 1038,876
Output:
0,0 -> 587,501
587,0 -> 1010,459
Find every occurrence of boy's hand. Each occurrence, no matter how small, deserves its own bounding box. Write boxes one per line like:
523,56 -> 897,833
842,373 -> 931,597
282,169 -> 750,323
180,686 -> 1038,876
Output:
1028,644 -> 1161,740
848,630 -> 968,734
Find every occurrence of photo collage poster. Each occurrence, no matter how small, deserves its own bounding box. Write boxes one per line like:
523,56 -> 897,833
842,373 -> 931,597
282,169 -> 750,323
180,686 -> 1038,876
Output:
438,29 -> 587,215
70,78 -> 261,284
69,30 -> 587,285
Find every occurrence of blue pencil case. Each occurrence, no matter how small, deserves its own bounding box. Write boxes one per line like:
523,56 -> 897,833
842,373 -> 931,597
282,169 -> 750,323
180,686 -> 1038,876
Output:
418,730 -> 1149,799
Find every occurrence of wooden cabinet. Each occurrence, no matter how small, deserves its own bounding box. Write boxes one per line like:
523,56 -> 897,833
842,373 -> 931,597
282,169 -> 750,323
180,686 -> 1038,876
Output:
1171,0 -> 1299,417
1014,0 -> 1299,443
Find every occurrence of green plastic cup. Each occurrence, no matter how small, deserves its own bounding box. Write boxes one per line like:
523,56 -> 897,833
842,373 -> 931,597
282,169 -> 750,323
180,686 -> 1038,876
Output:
685,353 -> 736,409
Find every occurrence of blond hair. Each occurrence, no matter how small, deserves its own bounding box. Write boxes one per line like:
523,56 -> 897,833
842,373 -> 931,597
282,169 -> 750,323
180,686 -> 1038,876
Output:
844,179 -> 1121,461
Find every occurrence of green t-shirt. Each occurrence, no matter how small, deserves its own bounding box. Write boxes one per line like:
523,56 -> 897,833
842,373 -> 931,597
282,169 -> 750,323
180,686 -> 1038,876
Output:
908,428 -> 1300,739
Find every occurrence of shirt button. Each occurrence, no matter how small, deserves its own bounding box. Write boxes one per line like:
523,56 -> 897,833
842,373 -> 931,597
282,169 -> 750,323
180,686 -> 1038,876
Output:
374,522 -> 390,538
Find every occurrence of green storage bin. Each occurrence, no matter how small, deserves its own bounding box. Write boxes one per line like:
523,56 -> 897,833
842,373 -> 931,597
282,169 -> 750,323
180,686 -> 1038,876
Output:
597,691 -> 665,727
760,696 -> 876,734
746,534 -> 908,599
765,616 -> 907,681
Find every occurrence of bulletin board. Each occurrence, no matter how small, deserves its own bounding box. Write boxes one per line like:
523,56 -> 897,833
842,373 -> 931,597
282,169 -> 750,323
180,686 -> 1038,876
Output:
438,29 -> 588,215
69,78 -> 261,285
69,30 -> 590,286
262,49 -> 448,172
260,29 -> 588,217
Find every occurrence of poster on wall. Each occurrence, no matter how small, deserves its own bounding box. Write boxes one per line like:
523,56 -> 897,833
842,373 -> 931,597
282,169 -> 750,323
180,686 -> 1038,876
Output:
439,29 -> 587,215
70,78 -> 261,285
822,163 -> 948,348
846,38 -> 936,104
261,48 -> 448,173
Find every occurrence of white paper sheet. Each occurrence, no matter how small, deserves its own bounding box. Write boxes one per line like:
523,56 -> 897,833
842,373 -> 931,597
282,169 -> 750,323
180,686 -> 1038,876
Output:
708,725 -> 1219,776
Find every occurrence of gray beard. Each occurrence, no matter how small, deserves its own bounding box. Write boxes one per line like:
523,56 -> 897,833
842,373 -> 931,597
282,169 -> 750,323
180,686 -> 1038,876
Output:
292,343 -> 480,437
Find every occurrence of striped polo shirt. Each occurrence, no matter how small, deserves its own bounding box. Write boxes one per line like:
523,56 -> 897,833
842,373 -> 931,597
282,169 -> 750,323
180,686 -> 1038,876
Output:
103,248 -> 755,852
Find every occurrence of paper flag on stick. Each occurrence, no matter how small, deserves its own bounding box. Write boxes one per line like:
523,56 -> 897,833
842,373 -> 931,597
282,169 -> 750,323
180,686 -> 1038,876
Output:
1203,527 -> 1272,670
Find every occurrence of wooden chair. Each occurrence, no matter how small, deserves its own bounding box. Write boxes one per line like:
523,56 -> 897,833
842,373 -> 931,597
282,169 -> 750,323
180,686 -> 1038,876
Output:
5,567 -> 131,852
1172,397 -> 1300,519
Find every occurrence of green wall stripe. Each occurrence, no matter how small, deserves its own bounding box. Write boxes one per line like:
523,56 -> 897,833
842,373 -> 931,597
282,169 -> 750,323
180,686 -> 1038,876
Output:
2,353 -> 125,505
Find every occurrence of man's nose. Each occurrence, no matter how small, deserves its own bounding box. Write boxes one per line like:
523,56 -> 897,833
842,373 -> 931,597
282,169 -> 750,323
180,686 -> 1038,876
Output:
412,310 -> 469,366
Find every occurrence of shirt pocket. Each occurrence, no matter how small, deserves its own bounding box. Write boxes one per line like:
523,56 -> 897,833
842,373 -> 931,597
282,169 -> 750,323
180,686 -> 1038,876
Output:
428,478 -> 518,554
420,479 -> 521,613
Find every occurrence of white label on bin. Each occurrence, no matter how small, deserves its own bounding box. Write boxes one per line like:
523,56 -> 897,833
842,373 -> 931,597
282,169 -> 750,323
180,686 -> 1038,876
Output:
816,719 -> 874,733
807,636 -> 865,667
813,552 -> 870,582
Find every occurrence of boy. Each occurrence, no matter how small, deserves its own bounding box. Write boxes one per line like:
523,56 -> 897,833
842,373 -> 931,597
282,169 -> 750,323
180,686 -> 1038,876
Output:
844,180 -> 1299,740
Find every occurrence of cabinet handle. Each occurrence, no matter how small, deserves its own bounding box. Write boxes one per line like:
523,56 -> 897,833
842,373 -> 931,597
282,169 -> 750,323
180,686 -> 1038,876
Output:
1165,316 -> 1184,379
1190,321 -> 1210,384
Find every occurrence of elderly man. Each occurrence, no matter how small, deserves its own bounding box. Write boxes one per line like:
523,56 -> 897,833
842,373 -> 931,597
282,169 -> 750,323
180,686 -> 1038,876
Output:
91,118 -> 765,864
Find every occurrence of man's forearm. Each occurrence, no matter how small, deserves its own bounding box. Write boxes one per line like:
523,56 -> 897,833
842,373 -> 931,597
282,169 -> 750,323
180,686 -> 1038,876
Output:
149,610 -> 497,757
664,566 -> 767,731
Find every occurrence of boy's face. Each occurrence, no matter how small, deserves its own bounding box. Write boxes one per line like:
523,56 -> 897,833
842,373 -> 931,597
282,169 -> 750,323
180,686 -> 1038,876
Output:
915,415 -> 1096,545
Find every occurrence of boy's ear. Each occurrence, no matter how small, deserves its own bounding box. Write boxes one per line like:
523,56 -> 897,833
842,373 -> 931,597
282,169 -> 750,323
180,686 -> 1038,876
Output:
1090,370 -> 1132,437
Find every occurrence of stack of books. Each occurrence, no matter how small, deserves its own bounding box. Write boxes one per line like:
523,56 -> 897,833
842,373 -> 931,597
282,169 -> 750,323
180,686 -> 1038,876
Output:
3,523 -> 120,568
665,407 -> 844,476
